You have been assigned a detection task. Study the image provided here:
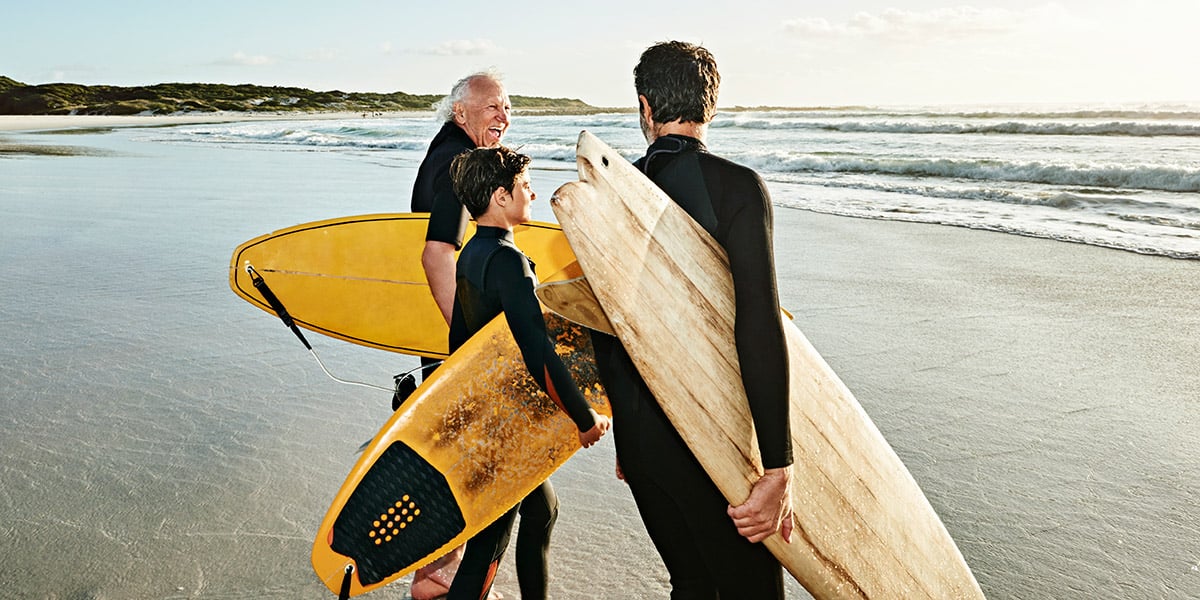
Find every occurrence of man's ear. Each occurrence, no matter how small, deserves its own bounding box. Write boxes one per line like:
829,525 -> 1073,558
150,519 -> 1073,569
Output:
452,102 -> 466,124
639,95 -> 653,124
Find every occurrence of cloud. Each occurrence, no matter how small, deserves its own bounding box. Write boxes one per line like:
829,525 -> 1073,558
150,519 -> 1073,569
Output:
783,6 -> 1037,43
46,64 -> 98,82
419,38 -> 500,56
303,48 -> 339,62
213,51 -> 275,67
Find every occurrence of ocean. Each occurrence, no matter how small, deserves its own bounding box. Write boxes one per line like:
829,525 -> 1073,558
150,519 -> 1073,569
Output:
139,104 -> 1200,259
1,107 -> 1198,599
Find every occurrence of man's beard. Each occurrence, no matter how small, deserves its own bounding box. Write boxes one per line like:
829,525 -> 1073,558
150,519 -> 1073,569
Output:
638,107 -> 657,143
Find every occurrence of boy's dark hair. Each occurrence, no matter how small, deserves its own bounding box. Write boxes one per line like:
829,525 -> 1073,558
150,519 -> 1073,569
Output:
634,41 -> 720,125
450,146 -> 532,219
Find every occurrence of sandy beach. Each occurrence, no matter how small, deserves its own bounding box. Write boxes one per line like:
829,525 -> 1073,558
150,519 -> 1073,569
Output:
0,116 -> 1197,599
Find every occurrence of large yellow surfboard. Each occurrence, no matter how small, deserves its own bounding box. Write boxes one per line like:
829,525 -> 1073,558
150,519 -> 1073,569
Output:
549,131 -> 985,599
310,310 -> 610,596
229,213 -> 574,358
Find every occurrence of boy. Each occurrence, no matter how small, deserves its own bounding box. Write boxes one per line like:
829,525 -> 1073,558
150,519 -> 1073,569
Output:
445,146 -> 610,600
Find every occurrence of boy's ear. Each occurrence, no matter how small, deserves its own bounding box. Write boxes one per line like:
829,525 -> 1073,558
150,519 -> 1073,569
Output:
489,186 -> 509,208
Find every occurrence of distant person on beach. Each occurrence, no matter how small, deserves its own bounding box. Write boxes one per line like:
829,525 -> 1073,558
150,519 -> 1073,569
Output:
406,70 -> 511,600
446,145 -> 611,600
589,41 -> 794,598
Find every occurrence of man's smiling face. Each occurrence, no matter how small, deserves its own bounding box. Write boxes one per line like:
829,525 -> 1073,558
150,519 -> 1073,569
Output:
454,77 -> 511,148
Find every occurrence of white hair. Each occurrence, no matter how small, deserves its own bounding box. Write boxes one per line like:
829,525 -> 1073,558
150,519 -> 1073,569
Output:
433,69 -> 504,122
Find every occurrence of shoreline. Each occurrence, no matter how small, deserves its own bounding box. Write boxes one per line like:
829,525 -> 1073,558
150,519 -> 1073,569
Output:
0,111 -> 434,133
0,112 -> 435,157
0,107 -> 632,134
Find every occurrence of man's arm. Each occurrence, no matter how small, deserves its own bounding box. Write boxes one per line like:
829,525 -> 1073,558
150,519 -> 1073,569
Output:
724,171 -> 794,542
423,147 -> 470,325
421,240 -> 457,325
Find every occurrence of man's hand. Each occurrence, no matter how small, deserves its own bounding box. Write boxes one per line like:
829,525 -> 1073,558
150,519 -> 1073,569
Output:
727,466 -> 793,544
578,412 -> 611,448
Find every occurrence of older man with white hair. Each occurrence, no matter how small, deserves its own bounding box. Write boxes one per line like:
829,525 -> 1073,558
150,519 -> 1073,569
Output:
406,70 -> 511,600
412,71 -> 512,325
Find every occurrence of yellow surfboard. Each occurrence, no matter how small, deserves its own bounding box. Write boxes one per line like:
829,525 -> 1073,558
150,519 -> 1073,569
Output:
229,213 -> 575,358
549,131 -> 984,599
310,310 -> 611,596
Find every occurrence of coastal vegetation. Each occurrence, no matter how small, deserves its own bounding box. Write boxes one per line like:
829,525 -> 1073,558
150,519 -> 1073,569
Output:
0,77 -> 603,116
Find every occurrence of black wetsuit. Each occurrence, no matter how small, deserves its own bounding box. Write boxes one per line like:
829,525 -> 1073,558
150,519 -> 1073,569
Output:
590,134 -> 792,599
409,121 -> 473,385
411,120 -> 472,243
445,226 -> 597,600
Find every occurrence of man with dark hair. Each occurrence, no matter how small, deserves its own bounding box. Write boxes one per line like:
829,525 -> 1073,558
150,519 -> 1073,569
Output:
407,69 -> 510,600
592,40 -> 793,598
445,146 -> 610,600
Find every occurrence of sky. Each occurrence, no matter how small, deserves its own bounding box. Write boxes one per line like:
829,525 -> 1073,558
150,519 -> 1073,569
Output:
4,0 -> 1199,108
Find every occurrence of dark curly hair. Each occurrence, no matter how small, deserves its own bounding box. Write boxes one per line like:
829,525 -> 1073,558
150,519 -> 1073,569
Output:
634,41 -> 720,125
450,146 -> 532,219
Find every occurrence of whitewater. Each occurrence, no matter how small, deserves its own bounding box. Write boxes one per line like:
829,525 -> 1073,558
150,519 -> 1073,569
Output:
142,103 -> 1200,259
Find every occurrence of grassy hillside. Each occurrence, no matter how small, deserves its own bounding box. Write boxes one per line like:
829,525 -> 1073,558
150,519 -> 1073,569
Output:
0,78 -> 599,115
0,76 -> 25,93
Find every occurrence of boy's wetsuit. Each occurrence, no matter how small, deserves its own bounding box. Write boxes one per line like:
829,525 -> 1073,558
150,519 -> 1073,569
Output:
590,134 -> 792,599
445,225 -> 597,600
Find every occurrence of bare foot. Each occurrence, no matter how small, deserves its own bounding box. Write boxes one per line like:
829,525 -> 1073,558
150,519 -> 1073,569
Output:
410,548 -> 460,600
411,573 -> 503,599
410,574 -> 449,600
408,546 -> 503,600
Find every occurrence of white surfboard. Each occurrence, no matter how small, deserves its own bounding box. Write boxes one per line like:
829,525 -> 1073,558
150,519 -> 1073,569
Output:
549,131 -> 985,599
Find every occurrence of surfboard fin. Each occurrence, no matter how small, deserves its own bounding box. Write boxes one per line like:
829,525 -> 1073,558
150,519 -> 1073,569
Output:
391,361 -> 444,411
392,373 -> 416,411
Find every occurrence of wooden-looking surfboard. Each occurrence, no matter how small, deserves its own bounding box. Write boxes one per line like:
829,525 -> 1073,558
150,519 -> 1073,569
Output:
310,311 -> 610,596
535,261 -> 615,335
536,261 -> 792,336
549,131 -> 985,599
229,213 -> 575,358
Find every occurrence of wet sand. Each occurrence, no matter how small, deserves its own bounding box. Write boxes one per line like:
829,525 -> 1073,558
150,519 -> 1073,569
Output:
0,120 -> 1197,598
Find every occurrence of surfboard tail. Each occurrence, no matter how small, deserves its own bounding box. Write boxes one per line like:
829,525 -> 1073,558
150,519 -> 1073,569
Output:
314,441 -> 466,595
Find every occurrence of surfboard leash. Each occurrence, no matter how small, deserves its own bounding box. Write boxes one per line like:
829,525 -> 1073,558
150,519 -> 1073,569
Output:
245,262 -> 310,349
244,262 -> 392,393
338,564 -> 354,600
